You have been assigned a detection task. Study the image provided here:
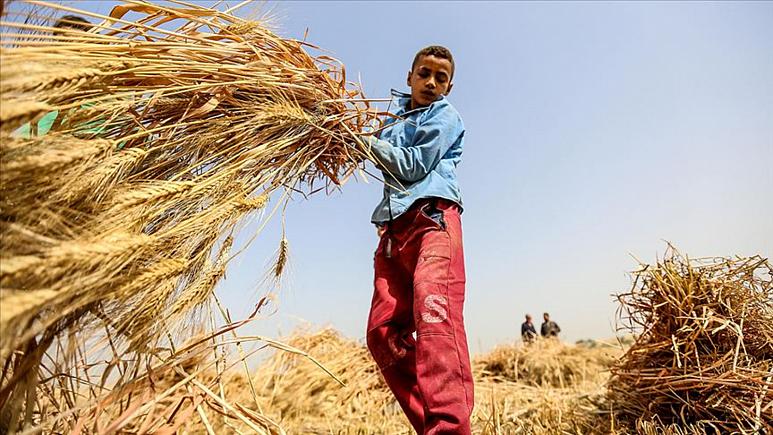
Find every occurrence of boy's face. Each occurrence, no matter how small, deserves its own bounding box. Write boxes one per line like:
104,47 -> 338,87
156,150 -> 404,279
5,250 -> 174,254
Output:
407,55 -> 454,109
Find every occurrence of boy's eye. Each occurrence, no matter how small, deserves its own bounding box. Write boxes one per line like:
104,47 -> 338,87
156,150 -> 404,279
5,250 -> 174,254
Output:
418,71 -> 430,78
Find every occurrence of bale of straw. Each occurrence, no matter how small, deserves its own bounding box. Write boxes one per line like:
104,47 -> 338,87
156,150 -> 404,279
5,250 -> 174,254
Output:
609,248 -> 773,432
0,1 -> 378,431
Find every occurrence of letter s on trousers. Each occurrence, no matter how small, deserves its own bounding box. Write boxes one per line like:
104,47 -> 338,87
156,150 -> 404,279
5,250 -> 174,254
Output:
421,295 -> 448,324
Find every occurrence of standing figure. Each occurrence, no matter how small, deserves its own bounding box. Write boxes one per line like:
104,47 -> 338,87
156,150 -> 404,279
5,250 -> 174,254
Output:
540,312 -> 561,338
363,45 -> 474,434
521,314 -> 537,343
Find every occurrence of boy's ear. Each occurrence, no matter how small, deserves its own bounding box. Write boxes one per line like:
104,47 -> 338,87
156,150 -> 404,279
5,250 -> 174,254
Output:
406,70 -> 412,87
444,82 -> 454,95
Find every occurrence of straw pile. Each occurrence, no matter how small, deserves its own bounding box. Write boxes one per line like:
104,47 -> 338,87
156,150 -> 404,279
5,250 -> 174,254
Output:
253,327 -> 404,434
0,1 -> 377,432
475,338 -> 621,388
609,249 -> 773,432
472,339 -> 620,434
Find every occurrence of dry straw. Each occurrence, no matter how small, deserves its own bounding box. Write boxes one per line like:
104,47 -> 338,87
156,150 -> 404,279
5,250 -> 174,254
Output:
124,323 -> 736,434
475,337 -> 621,389
0,0 -> 379,432
247,328 -> 624,434
609,247 -> 773,432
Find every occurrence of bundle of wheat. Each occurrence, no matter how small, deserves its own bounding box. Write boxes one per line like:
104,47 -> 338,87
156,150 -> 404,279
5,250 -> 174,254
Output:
609,248 -> 773,432
0,1 -> 378,431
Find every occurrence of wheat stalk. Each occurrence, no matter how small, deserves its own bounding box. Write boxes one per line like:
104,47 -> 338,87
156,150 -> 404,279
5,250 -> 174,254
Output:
0,0 -> 382,431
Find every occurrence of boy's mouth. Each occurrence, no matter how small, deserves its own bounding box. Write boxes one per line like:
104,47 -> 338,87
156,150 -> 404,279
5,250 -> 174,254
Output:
420,90 -> 436,99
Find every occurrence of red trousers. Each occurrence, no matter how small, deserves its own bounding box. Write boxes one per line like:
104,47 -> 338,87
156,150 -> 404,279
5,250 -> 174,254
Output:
367,198 -> 474,435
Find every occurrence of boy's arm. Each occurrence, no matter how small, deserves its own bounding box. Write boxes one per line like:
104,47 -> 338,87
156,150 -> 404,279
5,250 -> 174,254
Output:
364,106 -> 463,182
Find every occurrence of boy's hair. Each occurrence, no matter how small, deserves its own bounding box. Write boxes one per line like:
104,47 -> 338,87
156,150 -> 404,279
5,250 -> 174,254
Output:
53,15 -> 92,32
411,45 -> 455,79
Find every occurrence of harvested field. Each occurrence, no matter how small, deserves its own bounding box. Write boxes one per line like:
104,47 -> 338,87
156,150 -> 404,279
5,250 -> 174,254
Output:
184,327 -> 624,434
164,327 -> 719,434
202,308 -> 768,434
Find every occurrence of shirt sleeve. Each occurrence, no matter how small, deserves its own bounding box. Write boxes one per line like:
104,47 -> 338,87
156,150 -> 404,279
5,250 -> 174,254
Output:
367,104 -> 463,182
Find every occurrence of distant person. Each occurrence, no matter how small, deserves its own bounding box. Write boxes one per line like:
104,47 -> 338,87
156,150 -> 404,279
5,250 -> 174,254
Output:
53,14 -> 93,36
541,312 -> 561,338
521,314 -> 537,343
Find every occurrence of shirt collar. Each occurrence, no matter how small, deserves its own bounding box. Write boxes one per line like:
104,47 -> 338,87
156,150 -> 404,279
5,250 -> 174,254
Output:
390,88 -> 445,116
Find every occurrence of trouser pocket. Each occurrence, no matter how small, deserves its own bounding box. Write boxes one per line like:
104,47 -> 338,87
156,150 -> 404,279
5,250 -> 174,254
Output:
420,201 -> 446,230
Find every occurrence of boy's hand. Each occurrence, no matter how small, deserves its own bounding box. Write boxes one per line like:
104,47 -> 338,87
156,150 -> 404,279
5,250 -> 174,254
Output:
353,134 -> 375,151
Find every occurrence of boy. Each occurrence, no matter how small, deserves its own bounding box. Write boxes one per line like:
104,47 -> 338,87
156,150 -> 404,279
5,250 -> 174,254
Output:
362,46 -> 473,434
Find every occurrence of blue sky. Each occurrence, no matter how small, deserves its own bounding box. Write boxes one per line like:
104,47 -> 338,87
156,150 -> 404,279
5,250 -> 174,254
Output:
66,1 -> 772,353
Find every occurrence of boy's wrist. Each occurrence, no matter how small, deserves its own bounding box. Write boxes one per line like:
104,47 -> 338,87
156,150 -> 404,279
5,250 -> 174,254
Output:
351,134 -> 370,148
354,135 -> 385,155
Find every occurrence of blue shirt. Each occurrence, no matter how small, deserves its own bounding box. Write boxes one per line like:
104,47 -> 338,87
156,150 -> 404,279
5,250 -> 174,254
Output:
367,90 -> 465,224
